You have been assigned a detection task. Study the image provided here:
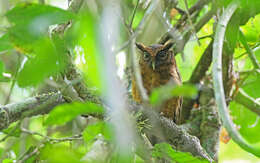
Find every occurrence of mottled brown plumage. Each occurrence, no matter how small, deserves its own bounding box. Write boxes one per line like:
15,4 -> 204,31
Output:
132,41 -> 182,124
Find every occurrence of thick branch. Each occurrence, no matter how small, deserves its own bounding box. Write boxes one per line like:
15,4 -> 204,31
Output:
181,87 -> 221,161
0,92 -> 64,130
234,88 -> 260,116
0,91 -> 213,161
181,40 -> 213,121
198,88 -> 221,161
142,109 -> 212,161
189,40 -> 213,84
212,0 -> 260,157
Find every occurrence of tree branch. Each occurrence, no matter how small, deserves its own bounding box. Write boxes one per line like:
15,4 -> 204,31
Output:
0,92 -> 64,130
183,0 -> 200,45
234,88 -> 260,116
212,0 -> 260,157
189,40 -> 213,84
0,90 -> 213,161
159,6 -> 216,54
181,40 -> 213,121
68,0 -> 84,13
142,109 -> 213,161
239,29 -> 260,69
115,0 -> 160,54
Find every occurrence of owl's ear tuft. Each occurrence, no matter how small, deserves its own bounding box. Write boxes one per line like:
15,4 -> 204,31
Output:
136,42 -> 146,52
163,41 -> 174,51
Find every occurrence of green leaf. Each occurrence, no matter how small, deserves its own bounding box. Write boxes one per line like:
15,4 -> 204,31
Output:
40,144 -> 82,163
4,3 -> 76,86
44,102 -> 104,126
150,84 -> 198,106
2,159 -> 13,163
83,121 -> 113,143
17,38 -> 66,87
241,71 -> 260,98
0,148 -> 3,157
64,12 -> 103,91
6,3 -> 75,24
0,34 -> 13,52
2,122 -> 21,137
83,122 -> 104,143
110,150 -> 135,163
0,60 -> 4,79
5,3 -> 75,54
152,143 -> 210,163
230,101 -> 260,143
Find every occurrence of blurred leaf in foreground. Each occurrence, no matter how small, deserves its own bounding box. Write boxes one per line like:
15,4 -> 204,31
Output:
152,143 -> 210,163
83,121 -> 113,143
0,34 -> 13,52
150,84 -> 198,106
5,3 -> 75,53
0,60 -> 4,79
5,3 -> 76,87
44,102 -> 104,126
229,101 -> 260,144
2,122 -> 21,138
65,11 -> 103,92
40,144 -> 82,163
17,38 -> 67,87
2,159 -> 13,163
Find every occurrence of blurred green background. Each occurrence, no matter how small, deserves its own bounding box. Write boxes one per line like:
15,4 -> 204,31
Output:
0,0 -> 259,162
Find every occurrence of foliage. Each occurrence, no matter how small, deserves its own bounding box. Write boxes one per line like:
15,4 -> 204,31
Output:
0,0 -> 259,162
152,143 -> 210,163
5,3 -> 75,87
44,102 -> 104,126
150,84 -> 198,106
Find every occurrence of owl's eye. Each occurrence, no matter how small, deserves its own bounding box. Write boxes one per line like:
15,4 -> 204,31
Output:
143,52 -> 150,61
157,51 -> 168,60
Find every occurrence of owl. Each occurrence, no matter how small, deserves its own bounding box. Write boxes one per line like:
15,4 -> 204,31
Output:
132,41 -> 182,124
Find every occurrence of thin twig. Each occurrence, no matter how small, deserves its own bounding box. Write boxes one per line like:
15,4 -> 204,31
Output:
212,0 -> 260,157
129,0 -> 140,29
4,54 -> 21,104
239,29 -> 260,69
126,0 -> 160,102
21,128 -> 82,143
114,0 -> 159,54
235,45 -> 260,59
174,0 -> 212,31
159,6 -> 216,53
183,0 -> 200,45
130,39 -> 149,102
17,144 -> 44,163
189,0 -> 211,14
17,132 -> 82,163
198,34 -> 212,40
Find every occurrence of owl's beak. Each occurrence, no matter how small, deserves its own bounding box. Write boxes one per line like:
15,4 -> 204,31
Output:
152,61 -> 156,70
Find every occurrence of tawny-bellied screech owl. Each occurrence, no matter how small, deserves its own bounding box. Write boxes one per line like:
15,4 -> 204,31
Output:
132,41 -> 182,124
